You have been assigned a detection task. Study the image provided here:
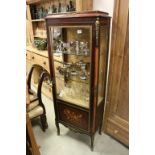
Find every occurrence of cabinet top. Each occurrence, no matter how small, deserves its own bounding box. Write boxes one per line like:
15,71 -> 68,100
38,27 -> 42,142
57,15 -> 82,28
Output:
45,11 -> 110,19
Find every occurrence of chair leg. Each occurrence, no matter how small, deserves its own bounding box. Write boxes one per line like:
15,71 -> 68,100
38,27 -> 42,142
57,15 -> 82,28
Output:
40,114 -> 48,132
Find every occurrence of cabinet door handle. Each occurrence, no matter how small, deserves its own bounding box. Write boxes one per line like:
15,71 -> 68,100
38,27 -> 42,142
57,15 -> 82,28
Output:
43,61 -> 46,65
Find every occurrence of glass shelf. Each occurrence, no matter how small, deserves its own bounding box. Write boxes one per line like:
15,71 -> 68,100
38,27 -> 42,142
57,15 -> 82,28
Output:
53,50 -> 90,56
53,58 -> 90,65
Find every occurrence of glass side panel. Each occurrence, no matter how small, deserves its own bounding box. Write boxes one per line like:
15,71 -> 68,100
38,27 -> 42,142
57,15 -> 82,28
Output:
50,26 -> 92,108
97,25 -> 109,105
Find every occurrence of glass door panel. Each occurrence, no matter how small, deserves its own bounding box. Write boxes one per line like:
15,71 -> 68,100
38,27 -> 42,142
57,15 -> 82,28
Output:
97,25 -> 109,106
50,26 -> 92,108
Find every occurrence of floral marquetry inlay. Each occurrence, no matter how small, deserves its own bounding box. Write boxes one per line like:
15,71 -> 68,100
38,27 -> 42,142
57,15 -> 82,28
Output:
63,109 -> 83,123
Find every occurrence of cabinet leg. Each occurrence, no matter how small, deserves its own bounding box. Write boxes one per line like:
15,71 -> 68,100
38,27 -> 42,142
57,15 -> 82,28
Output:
55,119 -> 60,135
90,135 -> 94,151
99,122 -> 102,135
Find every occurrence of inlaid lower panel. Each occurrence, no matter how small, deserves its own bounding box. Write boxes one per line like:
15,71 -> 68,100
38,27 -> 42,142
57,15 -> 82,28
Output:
58,102 -> 89,130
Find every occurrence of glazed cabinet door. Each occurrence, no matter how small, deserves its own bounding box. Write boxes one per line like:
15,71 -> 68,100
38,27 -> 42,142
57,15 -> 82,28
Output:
49,25 -> 92,109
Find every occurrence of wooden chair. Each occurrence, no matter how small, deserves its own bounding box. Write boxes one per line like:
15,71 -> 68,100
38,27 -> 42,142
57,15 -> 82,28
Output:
27,64 -> 50,132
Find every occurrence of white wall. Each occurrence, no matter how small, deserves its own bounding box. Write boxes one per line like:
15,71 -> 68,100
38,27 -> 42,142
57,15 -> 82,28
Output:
93,0 -> 114,16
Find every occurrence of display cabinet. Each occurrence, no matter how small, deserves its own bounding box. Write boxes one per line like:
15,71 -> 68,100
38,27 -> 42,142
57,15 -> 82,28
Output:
45,11 -> 111,151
